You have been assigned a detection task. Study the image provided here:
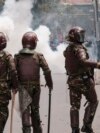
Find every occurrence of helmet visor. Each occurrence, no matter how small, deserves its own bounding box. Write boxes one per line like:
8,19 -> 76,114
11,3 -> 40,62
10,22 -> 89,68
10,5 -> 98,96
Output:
78,31 -> 85,43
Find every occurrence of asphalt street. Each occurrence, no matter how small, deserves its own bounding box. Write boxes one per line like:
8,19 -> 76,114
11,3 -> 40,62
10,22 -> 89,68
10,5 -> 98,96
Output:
4,73 -> 100,133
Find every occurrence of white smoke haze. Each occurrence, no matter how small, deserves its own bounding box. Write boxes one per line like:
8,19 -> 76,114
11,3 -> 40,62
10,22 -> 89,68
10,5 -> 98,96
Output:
1,0 -> 33,55
35,25 -> 66,73
0,0 -> 66,73
0,16 -> 14,38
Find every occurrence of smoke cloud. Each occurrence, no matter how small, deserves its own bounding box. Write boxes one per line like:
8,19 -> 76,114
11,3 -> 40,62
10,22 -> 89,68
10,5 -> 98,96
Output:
1,0 -> 33,54
0,0 -> 98,76
0,0 -> 66,73
0,16 -> 14,37
36,25 -> 66,73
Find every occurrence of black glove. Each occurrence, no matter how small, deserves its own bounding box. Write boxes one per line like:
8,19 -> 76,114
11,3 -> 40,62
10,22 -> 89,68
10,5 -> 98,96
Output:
45,72 -> 53,90
12,88 -> 18,94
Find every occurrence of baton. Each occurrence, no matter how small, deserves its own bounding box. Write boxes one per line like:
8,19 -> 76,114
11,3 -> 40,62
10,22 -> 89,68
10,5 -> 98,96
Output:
10,93 -> 15,133
47,89 -> 52,133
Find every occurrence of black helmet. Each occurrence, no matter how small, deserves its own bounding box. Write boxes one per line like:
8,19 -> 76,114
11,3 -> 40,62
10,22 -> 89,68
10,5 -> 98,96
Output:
0,32 -> 7,50
66,26 -> 85,43
22,32 -> 38,49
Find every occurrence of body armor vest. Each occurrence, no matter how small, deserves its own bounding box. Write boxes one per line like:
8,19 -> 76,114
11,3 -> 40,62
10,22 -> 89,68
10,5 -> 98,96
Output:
16,54 -> 40,82
65,45 -> 89,75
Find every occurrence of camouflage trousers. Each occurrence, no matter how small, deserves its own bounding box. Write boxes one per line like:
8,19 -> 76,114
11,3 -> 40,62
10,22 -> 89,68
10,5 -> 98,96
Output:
0,102 -> 9,133
19,85 -> 42,133
68,76 -> 98,129
0,83 -> 11,133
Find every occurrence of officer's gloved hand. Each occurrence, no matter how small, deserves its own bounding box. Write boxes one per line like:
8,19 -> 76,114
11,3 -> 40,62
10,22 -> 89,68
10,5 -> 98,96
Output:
49,85 -> 53,91
12,89 -> 17,94
97,62 -> 100,69
45,83 -> 53,91
45,71 -> 53,91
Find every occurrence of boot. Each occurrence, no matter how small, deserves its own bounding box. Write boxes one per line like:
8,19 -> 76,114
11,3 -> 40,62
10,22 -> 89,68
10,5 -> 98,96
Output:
72,127 -> 80,133
81,124 -> 94,133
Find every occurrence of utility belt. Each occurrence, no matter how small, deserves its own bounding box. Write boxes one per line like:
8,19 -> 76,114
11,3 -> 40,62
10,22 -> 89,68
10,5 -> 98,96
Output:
68,70 -> 93,79
69,74 -> 93,81
20,80 -> 40,86
69,74 -> 90,81
67,71 -> 94,88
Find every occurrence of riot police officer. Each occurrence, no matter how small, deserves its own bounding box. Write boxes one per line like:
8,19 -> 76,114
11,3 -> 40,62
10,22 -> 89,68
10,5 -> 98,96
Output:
63,26 -> 100,133
14,31 -> 53,133
0,32 -> 18,133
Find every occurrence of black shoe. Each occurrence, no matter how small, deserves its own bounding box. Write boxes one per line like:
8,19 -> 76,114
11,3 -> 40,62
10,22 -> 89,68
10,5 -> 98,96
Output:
81,125 -> 94,133
72,128 -> 80,133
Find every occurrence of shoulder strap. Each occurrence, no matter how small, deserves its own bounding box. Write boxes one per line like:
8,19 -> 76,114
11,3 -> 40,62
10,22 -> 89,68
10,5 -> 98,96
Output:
32,51 -> 41,64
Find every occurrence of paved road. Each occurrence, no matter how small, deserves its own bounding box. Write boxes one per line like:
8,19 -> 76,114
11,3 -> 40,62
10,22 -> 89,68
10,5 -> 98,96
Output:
4,74 -> 100,133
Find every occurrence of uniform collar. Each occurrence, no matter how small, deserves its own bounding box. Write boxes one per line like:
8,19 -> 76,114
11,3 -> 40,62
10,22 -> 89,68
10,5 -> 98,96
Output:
19,48 -> 35,54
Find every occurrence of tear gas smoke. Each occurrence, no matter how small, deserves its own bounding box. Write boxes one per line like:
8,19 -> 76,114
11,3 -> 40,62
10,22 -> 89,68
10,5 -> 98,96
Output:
1,0 -> 33,55
35,25 -> 66,73
0,16 -> 14,38
0,0 -> 66,73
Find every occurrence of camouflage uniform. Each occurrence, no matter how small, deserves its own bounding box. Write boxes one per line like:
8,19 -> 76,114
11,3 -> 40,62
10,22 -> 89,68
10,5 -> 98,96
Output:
64,43 -> 99,133
0,51 -> 18,133
15,48 -> 53,133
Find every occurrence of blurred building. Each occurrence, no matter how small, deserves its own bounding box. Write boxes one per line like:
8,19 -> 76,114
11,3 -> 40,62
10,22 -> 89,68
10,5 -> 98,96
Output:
31,0 -> 100,51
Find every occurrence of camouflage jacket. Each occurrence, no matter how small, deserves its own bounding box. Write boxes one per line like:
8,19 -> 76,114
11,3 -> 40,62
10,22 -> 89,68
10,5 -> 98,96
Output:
63,43 -> 98,76
0,50 -> 18,101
